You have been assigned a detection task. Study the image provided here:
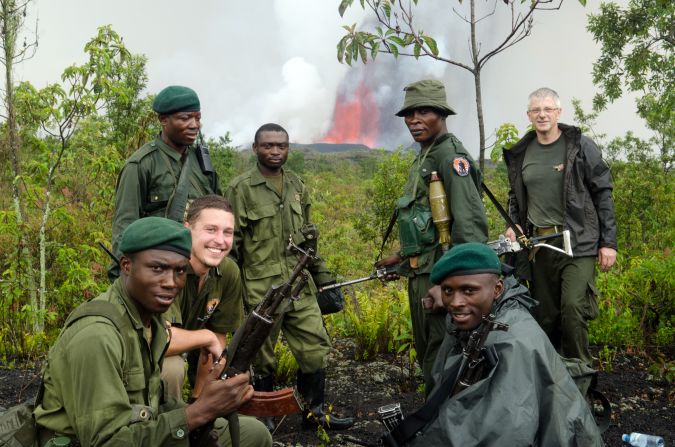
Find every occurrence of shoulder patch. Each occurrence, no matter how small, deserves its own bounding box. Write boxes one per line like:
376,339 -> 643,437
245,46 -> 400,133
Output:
452,157 -> 470,177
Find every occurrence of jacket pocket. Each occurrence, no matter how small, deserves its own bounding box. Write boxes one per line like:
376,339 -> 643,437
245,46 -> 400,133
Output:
584,282 -> 600,320
247,203 -> 279,241
396,195 -> 437,257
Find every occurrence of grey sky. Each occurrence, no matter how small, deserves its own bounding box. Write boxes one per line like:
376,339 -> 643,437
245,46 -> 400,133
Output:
19,0 -> 647,156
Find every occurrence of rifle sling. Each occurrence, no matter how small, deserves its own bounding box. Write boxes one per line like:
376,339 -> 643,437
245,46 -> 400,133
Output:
166,151 -> 193,222
377,209 -> 399,262
480,182 -> 527,242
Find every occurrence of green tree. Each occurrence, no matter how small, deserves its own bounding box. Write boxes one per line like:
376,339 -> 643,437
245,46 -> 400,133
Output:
336,0 -> 578,172
5,26 -> 147,333
587,0 -> 674,171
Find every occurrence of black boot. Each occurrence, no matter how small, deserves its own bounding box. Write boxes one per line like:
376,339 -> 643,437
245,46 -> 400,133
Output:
297,369 -> 354,430
252,375 -> 276,432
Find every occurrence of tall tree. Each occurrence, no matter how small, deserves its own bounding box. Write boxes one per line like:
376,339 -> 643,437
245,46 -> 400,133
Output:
587,0 -> 674,171
0,0 -> 39,331
7,26 -> 146,332
336,0 -> 576,171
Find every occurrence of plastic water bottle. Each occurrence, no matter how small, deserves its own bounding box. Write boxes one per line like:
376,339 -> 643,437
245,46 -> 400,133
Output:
622,432 -> 665,447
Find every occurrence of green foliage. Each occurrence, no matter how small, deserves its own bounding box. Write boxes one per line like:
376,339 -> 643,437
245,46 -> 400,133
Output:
273,338 -> 299,385
490,123 -> 520,162
587,0 -> 674,169
331,287 -> 411,361
592,252 -> 675,347
353,148 -> 413,245
595,345 -> 618,373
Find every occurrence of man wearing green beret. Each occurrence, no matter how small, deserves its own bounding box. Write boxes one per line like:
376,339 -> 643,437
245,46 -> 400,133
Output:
395,243 -> 602,446
161,195 -> 244,402
377,79 -> 488,396
110,85 -> 222,280
34,217 -> 272,447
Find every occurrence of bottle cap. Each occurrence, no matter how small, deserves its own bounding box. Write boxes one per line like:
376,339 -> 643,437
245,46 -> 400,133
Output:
622,434 -> 629,442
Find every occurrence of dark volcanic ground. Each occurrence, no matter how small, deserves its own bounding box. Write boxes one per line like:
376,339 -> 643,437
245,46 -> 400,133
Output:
1,342 -> 672,446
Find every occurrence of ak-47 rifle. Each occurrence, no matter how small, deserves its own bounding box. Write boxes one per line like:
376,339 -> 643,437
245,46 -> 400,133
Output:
189,237 -> 317,447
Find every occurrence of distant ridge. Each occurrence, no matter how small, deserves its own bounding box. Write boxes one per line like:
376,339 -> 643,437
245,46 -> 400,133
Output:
292,142 -> 371,153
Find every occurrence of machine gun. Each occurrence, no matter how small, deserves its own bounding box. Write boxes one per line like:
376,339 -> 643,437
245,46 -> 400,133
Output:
189,237 -> 317,447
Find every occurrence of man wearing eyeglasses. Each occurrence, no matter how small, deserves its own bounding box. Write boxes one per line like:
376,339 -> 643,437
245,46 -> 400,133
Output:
503,87 -> 617,369
225,123 -> 354,431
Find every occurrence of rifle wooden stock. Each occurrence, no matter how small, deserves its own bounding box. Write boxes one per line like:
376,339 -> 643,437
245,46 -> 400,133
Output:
237,388 -> 303,417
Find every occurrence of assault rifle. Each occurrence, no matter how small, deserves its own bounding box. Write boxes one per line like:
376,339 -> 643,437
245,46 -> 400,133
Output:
487,230 -> 573,257
189,238 -> 317,447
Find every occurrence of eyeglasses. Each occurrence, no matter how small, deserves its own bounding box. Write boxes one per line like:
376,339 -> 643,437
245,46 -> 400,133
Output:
527,107 -> 559,115
258,142 -> 289,150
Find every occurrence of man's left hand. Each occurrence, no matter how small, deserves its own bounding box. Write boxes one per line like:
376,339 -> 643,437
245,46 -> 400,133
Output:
597,247 -> 617,272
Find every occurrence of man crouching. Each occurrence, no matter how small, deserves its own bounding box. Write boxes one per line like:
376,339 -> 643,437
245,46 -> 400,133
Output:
34,217 -> 271,447
406,243 -> 601,446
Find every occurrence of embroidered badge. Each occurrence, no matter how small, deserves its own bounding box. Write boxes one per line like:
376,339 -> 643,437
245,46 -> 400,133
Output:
198,298 -> 221,323
553,164 -> 564,172
453,157 -> 470,177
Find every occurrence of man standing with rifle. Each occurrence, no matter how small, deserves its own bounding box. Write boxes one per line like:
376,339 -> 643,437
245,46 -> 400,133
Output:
110,85 -> 221,280
376,80 -> 489,396
225,123 -> 353,431
504,87 -> 617,368
379,243 -> 601,446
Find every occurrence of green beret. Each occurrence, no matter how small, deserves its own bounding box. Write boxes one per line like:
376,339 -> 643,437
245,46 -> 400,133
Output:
395,79 -> 456,117
152,85 -> 200,114
430,243 -> 501,284
120,217 -> 191,258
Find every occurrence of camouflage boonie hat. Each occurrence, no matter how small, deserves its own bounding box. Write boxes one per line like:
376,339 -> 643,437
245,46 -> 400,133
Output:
152,85 -> 200,114
395,79 -> 456,117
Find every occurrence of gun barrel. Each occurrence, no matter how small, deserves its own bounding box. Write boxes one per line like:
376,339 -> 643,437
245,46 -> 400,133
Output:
318,275 -> 376,292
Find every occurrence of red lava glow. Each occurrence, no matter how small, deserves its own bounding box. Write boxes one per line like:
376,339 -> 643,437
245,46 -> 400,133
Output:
321,81 -> 379,147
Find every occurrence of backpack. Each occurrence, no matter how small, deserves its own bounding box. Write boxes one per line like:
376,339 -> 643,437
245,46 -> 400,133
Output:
0,300 -> 132,447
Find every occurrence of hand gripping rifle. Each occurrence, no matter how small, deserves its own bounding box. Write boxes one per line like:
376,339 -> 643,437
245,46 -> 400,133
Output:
189,237 -> 317,447
481,182 -> 573,257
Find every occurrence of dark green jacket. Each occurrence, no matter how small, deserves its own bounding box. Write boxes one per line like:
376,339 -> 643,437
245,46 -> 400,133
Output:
504,124 -> 617,257
112,136 -> 221,256
34,280 -> 190,446
398,133 -> 488,276
409,277 -> 602,446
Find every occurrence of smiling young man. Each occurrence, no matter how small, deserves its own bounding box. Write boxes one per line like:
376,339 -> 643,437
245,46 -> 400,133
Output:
225,123 -> 353,431
503,87 -> 617,369
34,217 -> 271,447
161,195 -> 244,401
376,79 -> 488,396
110,85 -> 221,280
401,243 -> 602,446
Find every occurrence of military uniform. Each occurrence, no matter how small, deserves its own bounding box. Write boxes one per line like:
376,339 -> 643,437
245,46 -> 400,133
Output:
34,279 -> 268,447
162,257 -> 244,397
111,135 -> 221,257
396,133 -> 488,393
225,167 -> 330,376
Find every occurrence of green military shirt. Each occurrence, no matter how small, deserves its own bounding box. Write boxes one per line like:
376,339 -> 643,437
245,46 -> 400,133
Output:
397,133 -> 489,276
34,279 -> 190,446
225,167 -> 323,311
164,257 -> 244,334
112,135 -> 222,256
